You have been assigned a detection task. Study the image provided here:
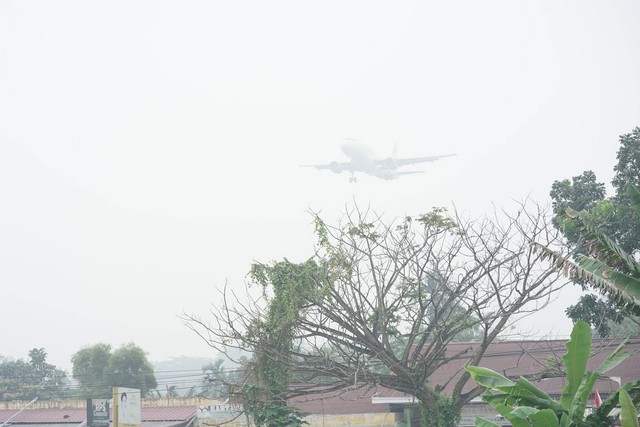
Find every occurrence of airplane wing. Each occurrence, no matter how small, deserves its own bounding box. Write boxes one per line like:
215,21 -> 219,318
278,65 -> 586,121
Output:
397,170 -> 426,175
299,162 -> 354,172
387,154 -> 456,167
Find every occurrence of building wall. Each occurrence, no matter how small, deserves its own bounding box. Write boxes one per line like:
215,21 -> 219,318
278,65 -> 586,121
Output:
306,414 -> 397,427
0,398 -> 222,411
195,413 -> 397,427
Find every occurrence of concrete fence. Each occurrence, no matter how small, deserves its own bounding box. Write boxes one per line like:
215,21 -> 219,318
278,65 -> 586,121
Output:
0,397 -> 223,411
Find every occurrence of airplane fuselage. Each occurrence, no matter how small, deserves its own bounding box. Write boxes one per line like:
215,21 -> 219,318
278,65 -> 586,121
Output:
341,140 -> 398,180
341,141 -> 374,167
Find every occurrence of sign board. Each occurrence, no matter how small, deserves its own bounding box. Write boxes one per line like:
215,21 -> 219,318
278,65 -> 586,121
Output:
87,399 -> 110,427
113,387 -> 141,427
197,404 -> 243,418
459,416 -> 510,426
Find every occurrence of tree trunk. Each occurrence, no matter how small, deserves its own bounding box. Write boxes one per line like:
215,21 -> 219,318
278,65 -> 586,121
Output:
417,396 -> 461,427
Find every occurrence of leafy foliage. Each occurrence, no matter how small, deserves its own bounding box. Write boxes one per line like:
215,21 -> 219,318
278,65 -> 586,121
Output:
611,127 -> 640,254
71,343 -> 157,398
565,294 -> 625,338
418,395 -> 460,427
0,348 -> 67,400
200,359 -> 235,399
535,185 -> 640,317
153,355 -> 223,398
466,321 -> 639,427
550,170 -> 606,233
71,343 -> 112,398
108,343 -> 157,396
548,127 -> 640,336
186,203 -> 568,427
241,260 -> 319,426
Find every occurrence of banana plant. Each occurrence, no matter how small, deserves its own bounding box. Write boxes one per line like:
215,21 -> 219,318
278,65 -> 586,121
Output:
533,185 -> 640,316
465,320 -> 640,427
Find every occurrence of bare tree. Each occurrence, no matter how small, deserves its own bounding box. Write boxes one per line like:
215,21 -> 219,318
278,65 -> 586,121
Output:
184,201 -> 569,427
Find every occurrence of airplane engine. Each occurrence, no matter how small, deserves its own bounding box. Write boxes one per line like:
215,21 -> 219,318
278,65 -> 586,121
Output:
383,157 -> 396,169
329,161 -> 343,173
377,169 -> 399,180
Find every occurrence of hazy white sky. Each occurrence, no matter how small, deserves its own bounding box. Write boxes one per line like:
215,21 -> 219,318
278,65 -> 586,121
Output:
1,1 -> 639,371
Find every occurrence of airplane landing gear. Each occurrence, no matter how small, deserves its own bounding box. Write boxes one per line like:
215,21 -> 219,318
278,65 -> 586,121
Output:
349,176 -> 357,183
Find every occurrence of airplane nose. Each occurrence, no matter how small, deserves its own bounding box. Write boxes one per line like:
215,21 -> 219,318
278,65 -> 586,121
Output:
340,141 -> 352,155
341,138 -> 357,154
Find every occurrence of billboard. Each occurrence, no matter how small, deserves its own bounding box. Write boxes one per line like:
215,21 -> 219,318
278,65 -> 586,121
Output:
197,404 -> 243,419
87,398 -> 110,427
113,387 -> 141,427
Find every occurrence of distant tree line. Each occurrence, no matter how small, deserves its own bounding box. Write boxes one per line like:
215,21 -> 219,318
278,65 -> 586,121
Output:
0,344 -> 237,401
0,348 -> 67,400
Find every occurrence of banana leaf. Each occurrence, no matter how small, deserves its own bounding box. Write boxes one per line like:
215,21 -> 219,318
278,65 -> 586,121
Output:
511,406 -> 540,419
592,380 -> 640,419
514,377 -> 556,402
595,337 -> 634,375
474,417 -> 502,427
619,388 -> 639,427
532,242 -> 640,315
465,366 -> 516,390
483,393 -> 561,413
482,392 -> 531,427
561,321 -> 591,411
529,409 -> 561,427
577,257 -> 640,302
567,207 -> 640,276
568,372 -> 597,424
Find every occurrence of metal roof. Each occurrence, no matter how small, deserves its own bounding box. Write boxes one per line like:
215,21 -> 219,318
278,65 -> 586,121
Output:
3,423 -> 187,427
0,406 -> 196,424
0,409 -> 85,424
290,338 -> 640,414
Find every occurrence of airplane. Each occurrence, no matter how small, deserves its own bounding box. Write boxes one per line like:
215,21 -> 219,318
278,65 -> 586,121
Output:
301,139 -> 456,182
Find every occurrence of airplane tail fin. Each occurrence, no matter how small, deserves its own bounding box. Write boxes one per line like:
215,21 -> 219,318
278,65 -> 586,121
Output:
391,143 -> 398,160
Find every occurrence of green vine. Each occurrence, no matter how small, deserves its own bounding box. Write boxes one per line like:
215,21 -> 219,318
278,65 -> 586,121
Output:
243,260 -> 323,426
418,395 -> 460,427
